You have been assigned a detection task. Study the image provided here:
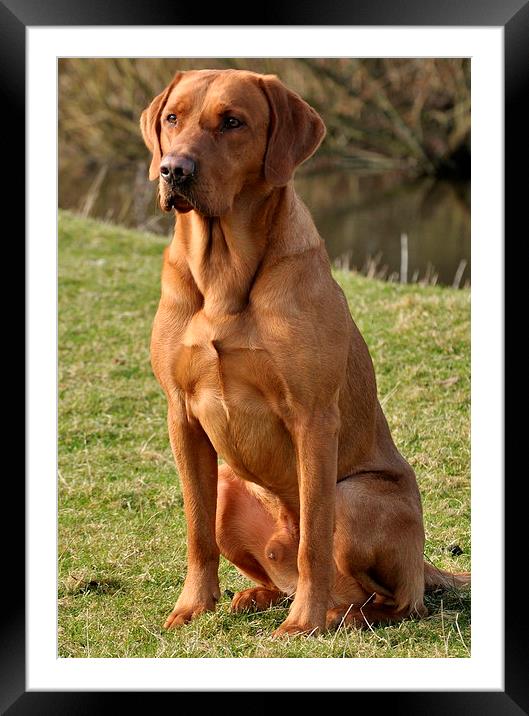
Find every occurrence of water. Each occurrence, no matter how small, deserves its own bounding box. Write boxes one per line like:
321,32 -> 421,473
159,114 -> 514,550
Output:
59,164 -> 470,287
297,170 -> 470,286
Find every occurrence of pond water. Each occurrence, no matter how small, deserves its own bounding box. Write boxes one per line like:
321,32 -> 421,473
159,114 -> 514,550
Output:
59,165 -> 470,287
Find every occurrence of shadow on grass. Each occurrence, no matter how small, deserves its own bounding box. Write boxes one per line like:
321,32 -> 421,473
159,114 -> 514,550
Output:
223,586 -> 470,634
62,576 -> 124,597
425,586 -> 471,620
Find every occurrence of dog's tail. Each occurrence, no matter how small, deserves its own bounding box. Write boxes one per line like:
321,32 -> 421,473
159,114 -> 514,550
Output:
424,561 -> 471,591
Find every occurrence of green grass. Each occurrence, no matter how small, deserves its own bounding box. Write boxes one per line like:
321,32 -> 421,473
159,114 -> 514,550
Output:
58,209 -> 470,658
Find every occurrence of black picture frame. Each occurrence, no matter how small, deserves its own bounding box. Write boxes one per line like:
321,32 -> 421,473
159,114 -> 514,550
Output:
9,0 -> 519,712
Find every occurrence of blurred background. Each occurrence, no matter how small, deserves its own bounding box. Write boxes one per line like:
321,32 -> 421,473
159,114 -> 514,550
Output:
59,58 -> 470,287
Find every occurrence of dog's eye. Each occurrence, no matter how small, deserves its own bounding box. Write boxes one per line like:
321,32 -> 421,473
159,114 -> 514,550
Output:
222,117 -> 243,130
166,114 -> 178,124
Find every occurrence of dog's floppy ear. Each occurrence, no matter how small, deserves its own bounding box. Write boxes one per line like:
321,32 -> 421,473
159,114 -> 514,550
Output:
140,72 -> 183,181
259,74 -> 326,187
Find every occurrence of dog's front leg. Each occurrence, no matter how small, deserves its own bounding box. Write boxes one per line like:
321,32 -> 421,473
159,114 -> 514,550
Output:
163,401 -> 220,629
273,407 -> 339,637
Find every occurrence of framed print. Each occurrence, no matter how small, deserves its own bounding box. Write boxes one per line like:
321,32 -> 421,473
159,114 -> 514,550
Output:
10,0 -> 521,711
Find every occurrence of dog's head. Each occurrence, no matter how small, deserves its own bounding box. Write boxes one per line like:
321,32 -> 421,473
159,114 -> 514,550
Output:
140,69 -> 326,217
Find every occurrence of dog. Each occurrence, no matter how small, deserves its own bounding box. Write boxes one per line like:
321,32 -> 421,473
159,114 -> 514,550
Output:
140,68 -> 470,636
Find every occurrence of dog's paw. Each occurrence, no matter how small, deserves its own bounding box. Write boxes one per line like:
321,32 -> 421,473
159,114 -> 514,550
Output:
231,587 -> 285,613
325,604 -> 359,631
163,602 -> 214,629
271,620 -> 322,638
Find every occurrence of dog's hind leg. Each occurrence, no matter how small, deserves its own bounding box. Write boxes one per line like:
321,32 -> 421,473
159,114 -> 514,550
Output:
216,464 -> 298,613
328,472 -> 428,629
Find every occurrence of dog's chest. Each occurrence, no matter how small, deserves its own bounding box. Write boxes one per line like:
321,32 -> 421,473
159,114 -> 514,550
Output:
169,311 -> 294,478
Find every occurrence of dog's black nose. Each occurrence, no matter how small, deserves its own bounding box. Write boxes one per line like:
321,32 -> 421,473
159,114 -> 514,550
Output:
159,154 -> 196,184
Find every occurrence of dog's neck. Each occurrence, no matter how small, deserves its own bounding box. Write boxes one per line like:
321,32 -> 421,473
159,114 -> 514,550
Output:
168,183 -> 318,318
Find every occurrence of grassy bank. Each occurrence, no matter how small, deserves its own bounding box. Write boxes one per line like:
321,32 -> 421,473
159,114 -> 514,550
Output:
58,210 -> 470,658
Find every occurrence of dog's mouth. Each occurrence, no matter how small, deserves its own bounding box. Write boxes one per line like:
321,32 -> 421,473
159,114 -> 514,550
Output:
167,193 -> 195,213
161,186 -> 218,218
160,184 -> 208,215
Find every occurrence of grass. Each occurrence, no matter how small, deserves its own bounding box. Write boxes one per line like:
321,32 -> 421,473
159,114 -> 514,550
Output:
58,209 -> 470,658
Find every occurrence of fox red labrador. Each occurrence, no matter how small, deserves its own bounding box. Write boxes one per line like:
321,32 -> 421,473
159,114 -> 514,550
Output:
140,69 -> 470,636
